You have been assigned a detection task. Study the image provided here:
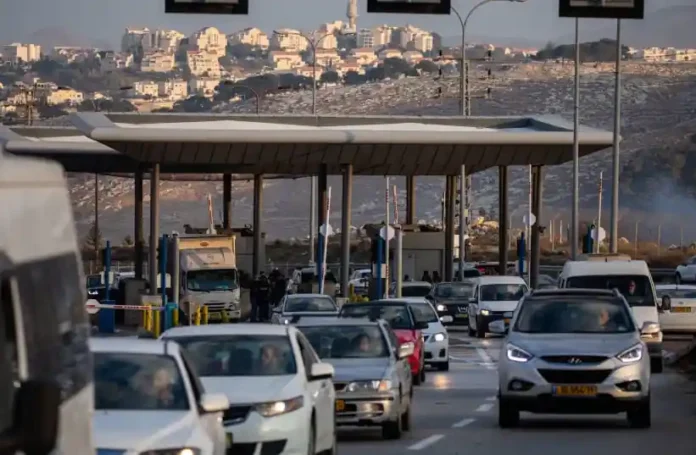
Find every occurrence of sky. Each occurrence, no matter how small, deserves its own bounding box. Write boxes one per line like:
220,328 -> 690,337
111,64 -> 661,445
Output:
0,0 -> 688,49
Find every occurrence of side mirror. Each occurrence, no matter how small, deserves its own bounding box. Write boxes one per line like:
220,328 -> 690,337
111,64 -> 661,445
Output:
398,342 -> 415,359
199,393 -> 230,413
660,297 -> 671,312
640,321 -> 661,337
309,362 -> 334,381
415,321 -> 429,330
0,380 -> 62,455
440,315 -> 453,324
488,319 -> 507,334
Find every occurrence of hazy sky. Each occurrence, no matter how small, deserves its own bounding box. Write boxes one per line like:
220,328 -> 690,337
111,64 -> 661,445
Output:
0,0 -> 687,48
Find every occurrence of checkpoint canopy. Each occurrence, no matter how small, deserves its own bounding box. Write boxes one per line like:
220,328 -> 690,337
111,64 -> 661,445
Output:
1,113 -> 617,175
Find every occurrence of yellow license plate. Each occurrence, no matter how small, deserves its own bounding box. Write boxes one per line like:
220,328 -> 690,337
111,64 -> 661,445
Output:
456,314 -> 468,318
335,400 -> 345,412
553,385 -> 598,397
208,312 -> 221,320
673,307 -> 692,313
226,433 -> 233,448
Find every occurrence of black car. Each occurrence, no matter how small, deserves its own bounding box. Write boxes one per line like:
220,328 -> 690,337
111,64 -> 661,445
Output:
426,282 -> 474,325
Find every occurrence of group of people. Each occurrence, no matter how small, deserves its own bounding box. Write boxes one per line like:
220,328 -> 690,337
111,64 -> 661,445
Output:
420,270 -> 443,283
249,269 -> 287,322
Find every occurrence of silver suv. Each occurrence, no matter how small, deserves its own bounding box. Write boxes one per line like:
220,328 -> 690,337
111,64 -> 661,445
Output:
493,288 -> 656,429
295,317 -> 414,439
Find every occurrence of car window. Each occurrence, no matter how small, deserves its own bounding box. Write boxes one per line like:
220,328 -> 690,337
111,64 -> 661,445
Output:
284,296 -> 337,312
514,297 -> 635,334
434,283 -> 473,298
480,284 -> 527,301
295,332 -> 319,378
402,285 -> 432,297
178,348 -> 205,402
94,353 -> 190,411
298,325 -> 389,359
339,303 -> 414,330
410,302 -> 439,323
169,334 -> 297,377
565,275 -> 655,307
384,326 -> 400,352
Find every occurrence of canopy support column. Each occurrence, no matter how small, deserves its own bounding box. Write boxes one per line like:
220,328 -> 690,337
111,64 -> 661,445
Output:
498,166 -> 509,276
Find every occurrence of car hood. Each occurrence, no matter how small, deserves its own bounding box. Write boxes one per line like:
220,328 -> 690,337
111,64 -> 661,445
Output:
93,410 -> 195,451
422,322 -> 445,335
282,311 -> 339,318
479,300 -> 519,312
326,358 -> 390,382
509,333 -> 640,357
201,374 -> 299,403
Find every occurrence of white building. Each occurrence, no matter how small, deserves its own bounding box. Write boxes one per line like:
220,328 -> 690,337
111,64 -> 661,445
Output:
2,43 -> 41,64
186,50 -> 221,77
140,51 -> 176,73
229,27 -> 270,49
121,28 -> 151,53
190,27 -> 227,58
100,52 -> 134,71
158,79 -> 188,100
188,77 -> 219,98
271,29 -> 309,52
130,81 -> 159,98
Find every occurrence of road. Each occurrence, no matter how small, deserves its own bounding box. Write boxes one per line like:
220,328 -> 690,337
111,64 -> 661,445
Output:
338,330 -> 696,455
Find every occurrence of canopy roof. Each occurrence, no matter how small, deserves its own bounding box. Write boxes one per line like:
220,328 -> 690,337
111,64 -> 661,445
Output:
1,113 -> 617,175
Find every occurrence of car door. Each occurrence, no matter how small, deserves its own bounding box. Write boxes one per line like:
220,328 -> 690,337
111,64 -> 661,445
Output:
296,332 -> 333,452
385,325 -> 410,403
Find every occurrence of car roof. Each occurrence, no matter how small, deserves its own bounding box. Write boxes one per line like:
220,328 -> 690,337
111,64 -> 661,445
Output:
162,323 -> 292,338
561,260 -> 649,276
402,281 -> 432,287
475,276 -> 527,285
296,317 -> 382,327
530,288 -> 617,297
383,297 -> 427,304
435,281 -> 473,286
348,299 -> 408,307
286,293 -> 334,299
89,337 -> 177,355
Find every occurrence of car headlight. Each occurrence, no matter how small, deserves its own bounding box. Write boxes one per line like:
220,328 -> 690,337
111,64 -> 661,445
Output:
255,396 -> 304,417
139,449 -> 201,455
506,343 -> 533,363
283,319 -> 290,325
346,380 -> 392,392
436,304 -> 446,312
227,302 -> 238,310
480,309 -> 490,316
433,332 -> 446,342
617,343 -> 643,363
87,290 -> 99,296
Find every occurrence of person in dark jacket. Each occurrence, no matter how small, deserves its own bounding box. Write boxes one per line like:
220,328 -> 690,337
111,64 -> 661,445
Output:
270,269 -> 287,307
251,272 -> 271,322
421,271 -> 432,283
432,271 -> 442,283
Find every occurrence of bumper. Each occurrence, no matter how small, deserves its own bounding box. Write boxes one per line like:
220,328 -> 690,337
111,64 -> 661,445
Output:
424,339 -> 449,364
436,304 -> 469,325
335,392 -> 399,426
478,313 -> 510,332
500,394 -> 648,414
225,408 -> 309,455
207,309 -> 242,322
407,352 -> 422,374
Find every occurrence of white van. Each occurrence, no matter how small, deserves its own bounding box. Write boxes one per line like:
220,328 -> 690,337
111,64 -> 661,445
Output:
467,275 -> 528,338
558,259 -> 663,372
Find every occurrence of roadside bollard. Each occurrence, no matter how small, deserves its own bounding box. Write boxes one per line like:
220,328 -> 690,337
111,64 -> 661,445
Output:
202,306 -> 209,325
194,305 -> 201,326
221,310 -> 230,324
172,306 -> 179,327
153,309 -> 161,337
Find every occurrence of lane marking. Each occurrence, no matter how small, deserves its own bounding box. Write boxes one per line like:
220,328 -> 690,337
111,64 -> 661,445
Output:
407,434 -> 445,451
476,403 -> 495,412
476,348 -> 496,370
486,396 -> 496,401
452,417 -> 476,428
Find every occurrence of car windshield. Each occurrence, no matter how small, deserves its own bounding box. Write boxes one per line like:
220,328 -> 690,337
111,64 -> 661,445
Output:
658,288 -> 696,299
410,302 -> 439,323
514,298 -> 635,334
186,268 -> 238,292
480,284 -> 527,301
285,296 -> 337,312
401,285 -> 431,297
434,283 -> 473,298
299,325 -> 389,359
566,275 -> 655,307
339,304 -> 414,330
94,353 -> 189,411
170,335 -> 297,377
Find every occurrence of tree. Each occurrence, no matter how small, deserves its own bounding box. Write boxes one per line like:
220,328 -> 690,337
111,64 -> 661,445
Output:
37,104 -> 68,118
83,221 -> 104,252
415,60 -> 439,74
31,58 -> 64,77
382,58 -> 413,78
320,71 -> 340,84
365,66 -> 386,81
173,96 -> 213,113
343,70 -> 366,85
122,235 -> 134,247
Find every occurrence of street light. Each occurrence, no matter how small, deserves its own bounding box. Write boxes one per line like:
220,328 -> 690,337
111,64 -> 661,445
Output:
453,0 -> 527,117
220,80 -> 261,114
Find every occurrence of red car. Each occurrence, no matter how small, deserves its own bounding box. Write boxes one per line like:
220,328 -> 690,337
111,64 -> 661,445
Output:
338,300 -> 428,385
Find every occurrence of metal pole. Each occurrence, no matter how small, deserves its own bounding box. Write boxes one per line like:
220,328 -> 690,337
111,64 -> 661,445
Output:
596,171 -> 603,253
458,166 -> 466,280
252,174 -> 263,276
172,234 -> 180,315
610,19 -> 622,253
385,177 -> 390,298
149,164 -> 160,296
527,165 -> 532,280
571,18 -> 580,260
94,172 -> 100,268
309,177 -> 316,263
310,41 -> 317,115
396,228 -> 403,297
340,165 -> 352,297
134,166 -> 144,279
451,6 -> 466,116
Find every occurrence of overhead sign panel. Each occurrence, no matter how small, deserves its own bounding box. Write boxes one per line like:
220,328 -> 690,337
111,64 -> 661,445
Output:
367,0 -> 451,15
559,0 -> 644,19
165,0 -> 249,15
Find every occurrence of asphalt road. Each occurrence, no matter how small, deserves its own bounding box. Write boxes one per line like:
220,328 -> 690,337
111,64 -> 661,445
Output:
338,329 -> 696,455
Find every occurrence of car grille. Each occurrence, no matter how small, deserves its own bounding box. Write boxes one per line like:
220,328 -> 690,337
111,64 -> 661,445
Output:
457,306 -> 468,313
223,405 -> 252,425
205,302 -> 226,311
537,369 -> 612,384
227,442 -> 256,455
541,355 -> 608,365
334,382 -> 346,392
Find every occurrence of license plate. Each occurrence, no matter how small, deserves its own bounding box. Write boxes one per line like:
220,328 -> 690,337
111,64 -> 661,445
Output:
673,307 -> 692,313
208,312 -> 222,320
456,314 -> 468,318
553,385 -> 598,396
226,433 -> 233,448
335,399 -> 345,412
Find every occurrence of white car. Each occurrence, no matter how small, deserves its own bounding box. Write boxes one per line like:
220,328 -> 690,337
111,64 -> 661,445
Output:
656,284 -> 696,333
271,293 -> 339,325
390,281 -> 433,298
161,324 -> 337,455
467,275 -> 528,338
91,338 -> 230,455
675,256 -> 696,284
386,297 -> 450,371
348,268 -> 372,295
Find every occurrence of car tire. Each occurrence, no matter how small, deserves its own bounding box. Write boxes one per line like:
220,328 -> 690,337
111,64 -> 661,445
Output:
437,361 -> 449,371
675,273 -> 682,284
420,363 -> 426,383
412,372 -> 422,386
476,319 -> 486,339
498,399 -> 520,428
382,401 -> 403,439
651,357 -> 663,374
468,325 -> 476,337
401,404 -> 412,432
307,419 -> 316,455
627,397 -> 651,429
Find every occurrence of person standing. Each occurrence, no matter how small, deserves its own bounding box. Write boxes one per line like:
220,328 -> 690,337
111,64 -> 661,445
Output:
255,271 -> 272,322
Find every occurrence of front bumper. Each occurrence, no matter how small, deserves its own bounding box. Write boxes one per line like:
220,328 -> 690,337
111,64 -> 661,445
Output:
424,337 -> 449,364
435,303 -> 469,325
225,407 -> 309,455
207,309 -> 242,322
335,391 -> 399,426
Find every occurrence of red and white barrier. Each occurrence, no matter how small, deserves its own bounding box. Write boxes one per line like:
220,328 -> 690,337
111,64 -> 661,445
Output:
85,299 -> 164,314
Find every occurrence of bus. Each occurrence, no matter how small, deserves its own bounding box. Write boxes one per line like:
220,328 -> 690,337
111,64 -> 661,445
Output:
0,148 -> 93,454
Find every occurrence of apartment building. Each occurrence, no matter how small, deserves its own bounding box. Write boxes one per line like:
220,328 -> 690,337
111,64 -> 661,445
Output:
2,43 -> 41,64
186,50 -> 221,77
129,81 -> 159,98
314,32 -> 338,50
51,46 -> 96,64
121,28 -> 150,53
402,50 -> 424,64
141,51 -> 176,72
349,48 -> 377,65
295,66 -> 324,80
314,50 -> 340,67
45,87 -> 84,106
412,33 -> 433,53
229,27 -> 270,49
144,29 -> 185,53
190,27 -> 227,58
398,25 -> 433,53
637,47 -> 696,62
100,52 -> 134,72
188,77 -> 219,97
378,48 -> 402,60
335,59 -> 363,75
158,79 -> 188,100
268,51 -> 303,70
357,25 -> 393,49
270,29 -> 309,52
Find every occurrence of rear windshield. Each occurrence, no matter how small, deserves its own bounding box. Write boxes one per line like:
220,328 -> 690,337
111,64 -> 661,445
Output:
285,296 -> 337,313
434,283 -> 473,298
339,304 -> 414,330
401,285 -> 431,297
566,275 -> 655,307
514,298 -> 635,334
